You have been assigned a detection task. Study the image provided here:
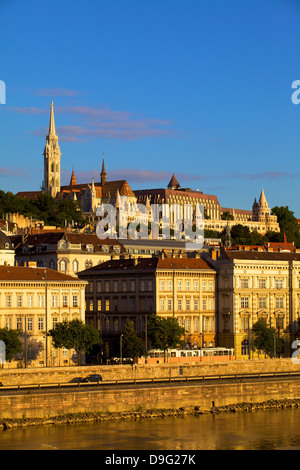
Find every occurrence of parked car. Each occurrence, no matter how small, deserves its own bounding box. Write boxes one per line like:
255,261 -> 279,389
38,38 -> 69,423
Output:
84,374 -> 102,382
69,377 -> 87,383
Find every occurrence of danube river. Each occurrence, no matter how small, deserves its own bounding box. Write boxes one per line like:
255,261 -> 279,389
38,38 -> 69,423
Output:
0,408 -> 299,450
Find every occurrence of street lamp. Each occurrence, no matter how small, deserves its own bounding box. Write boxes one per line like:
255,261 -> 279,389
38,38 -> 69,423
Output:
120,334 -> 123,365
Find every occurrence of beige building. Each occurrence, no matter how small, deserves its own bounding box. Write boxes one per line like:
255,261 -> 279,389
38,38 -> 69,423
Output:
0,265 -> 87,368
135,177 -> 280,236
208,250 -> 300,359
12,232 -> 125,277
77,255 -> 217,353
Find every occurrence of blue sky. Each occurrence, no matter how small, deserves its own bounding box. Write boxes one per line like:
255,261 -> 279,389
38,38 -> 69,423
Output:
1,0 -> 300,215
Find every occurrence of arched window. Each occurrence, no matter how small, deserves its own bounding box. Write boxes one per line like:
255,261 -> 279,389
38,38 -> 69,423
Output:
73,260 -> 79,272
60,260 -> 67,272
49,259 -> 56,270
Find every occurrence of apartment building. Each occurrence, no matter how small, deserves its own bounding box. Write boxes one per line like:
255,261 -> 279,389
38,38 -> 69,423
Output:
209,250 -> 300,359
0,265 -> 87,367
77,255 -> 217,353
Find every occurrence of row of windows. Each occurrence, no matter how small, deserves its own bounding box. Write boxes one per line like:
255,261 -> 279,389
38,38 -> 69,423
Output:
239,278 -> 284,289
89,279 -> 152,293
160,298 -> 214,312
4,316 -> 65,331
178,317 -> 214,332
87,298 -> 153,313
160,280 -> 214,292
3,294 -> 80,308
240,296 -> 285,309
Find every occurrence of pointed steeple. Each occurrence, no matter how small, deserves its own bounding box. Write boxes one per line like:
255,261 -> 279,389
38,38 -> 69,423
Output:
167,174 -> 180,190
43,101 -> 61,197
101,153 -> 107,185
259,188 -> 267,207
48,100 -> 56,137
70,168 -> 77,186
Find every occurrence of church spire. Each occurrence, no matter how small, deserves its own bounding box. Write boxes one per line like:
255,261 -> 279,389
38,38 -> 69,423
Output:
101,153 -> 107,185
48,100 -> 56,137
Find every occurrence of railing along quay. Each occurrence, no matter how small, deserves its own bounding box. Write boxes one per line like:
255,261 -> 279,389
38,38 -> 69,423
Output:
1,370 -> 300,392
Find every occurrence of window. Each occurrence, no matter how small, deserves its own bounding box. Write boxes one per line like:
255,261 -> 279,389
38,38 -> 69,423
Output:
276,316 -> 284,329
130,280 -> 135,291
97,281 -> 102,293
5,318 -> 11,329
241,296 -> 249,309
17,295 -> 22,308
6,295 -> 11,308
209,299 -> 214,310
89,299 -> 94,311
203,298 -> 207,310
194,318 -> 199,332
209,318 -> 214,331
258,278 -> 266,289
73,295 -> 78,308
276,279 -> 283,289
97,299 -> 102,311
105,281 -> 110,292
194,281 -> 199,291
52,295 -> 58,308
209,281 -> 213,292
52,317 -> 58,329
114,281 -> 119,292
27,317 -> 33,331
241,278 -> 249,289
194,298 -> 199,311
258,297 -> 267,309
147,280 -> 153,291
178,299 -> 182,311
17,317 -> 22,330
186,318 -> 191,332
28,295 -> 33,308
186,298 -> 191,311
275,297 -> 284,309
105,299 -> 110,312
130,299 -> 135,311
73,260 -> 79,272
160,299 -> 165,311
202,281 -> 207,292
38,295 -> 44,308
160,280 -> 165,291
62,295 -> 68,307
178,280 -> 182,291
38,317 -> 44,331
60,260 -> 67,272
186,281 -> 190,292
168,299 -> 172,311
140,280 -> 145,292
168,280 -> 172,291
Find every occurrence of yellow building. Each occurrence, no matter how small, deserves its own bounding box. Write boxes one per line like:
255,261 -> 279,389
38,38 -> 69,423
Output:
0,265 -> 87,367
78,254 -> 217,353
209,250 -> 300,359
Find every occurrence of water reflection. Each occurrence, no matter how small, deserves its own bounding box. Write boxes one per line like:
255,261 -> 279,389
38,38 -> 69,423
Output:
0,409 -> 300,450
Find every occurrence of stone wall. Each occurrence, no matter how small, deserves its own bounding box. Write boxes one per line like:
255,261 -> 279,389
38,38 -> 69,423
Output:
0,358 -> 299,386
1,377 -> 300,420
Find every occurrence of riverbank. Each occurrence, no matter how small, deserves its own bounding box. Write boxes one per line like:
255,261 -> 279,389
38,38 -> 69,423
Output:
1,397 -> 300,431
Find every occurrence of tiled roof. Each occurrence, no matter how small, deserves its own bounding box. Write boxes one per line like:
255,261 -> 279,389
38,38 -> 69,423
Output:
0,266 -> 84,282
78,256 -> 214,276
220,250 -> 300,262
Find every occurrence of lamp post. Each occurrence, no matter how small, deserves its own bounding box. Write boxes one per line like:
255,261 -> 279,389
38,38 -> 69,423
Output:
120,334 -> 123,365
44,270 -> 48,368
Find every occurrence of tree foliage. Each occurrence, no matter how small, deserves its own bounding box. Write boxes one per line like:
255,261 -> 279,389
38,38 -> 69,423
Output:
251,318 -> 282,357
0,328 -> 22,362
0,191 -> 86,228
121,320 -> 146,360
48,319 -> 101,365
271,206 -> 300,248
147,315 -> 185,361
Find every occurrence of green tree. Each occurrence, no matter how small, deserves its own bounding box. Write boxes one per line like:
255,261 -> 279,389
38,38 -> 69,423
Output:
221,211 -> 234,220
252,318 -> 282,357
0,328 -> 22,363
48,319 -> 101,365
147,315 -> 185,362
121,320 -> 146,361
271,206 -> 300,247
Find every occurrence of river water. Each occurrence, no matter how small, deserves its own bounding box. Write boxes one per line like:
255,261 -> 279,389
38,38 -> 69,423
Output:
0,408 -> 299,450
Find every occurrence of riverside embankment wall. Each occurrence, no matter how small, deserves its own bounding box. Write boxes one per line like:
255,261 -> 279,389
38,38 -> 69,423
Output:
0,359 -> 300,420
1,377 -> 300,420
0,358 -> 299,386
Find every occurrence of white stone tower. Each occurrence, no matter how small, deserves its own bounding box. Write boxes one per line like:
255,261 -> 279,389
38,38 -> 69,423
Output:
43,101 -> 61,197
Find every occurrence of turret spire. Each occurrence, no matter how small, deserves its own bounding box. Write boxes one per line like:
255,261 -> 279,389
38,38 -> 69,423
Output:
48,100 -> 56,136
101,152 -> 107,185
